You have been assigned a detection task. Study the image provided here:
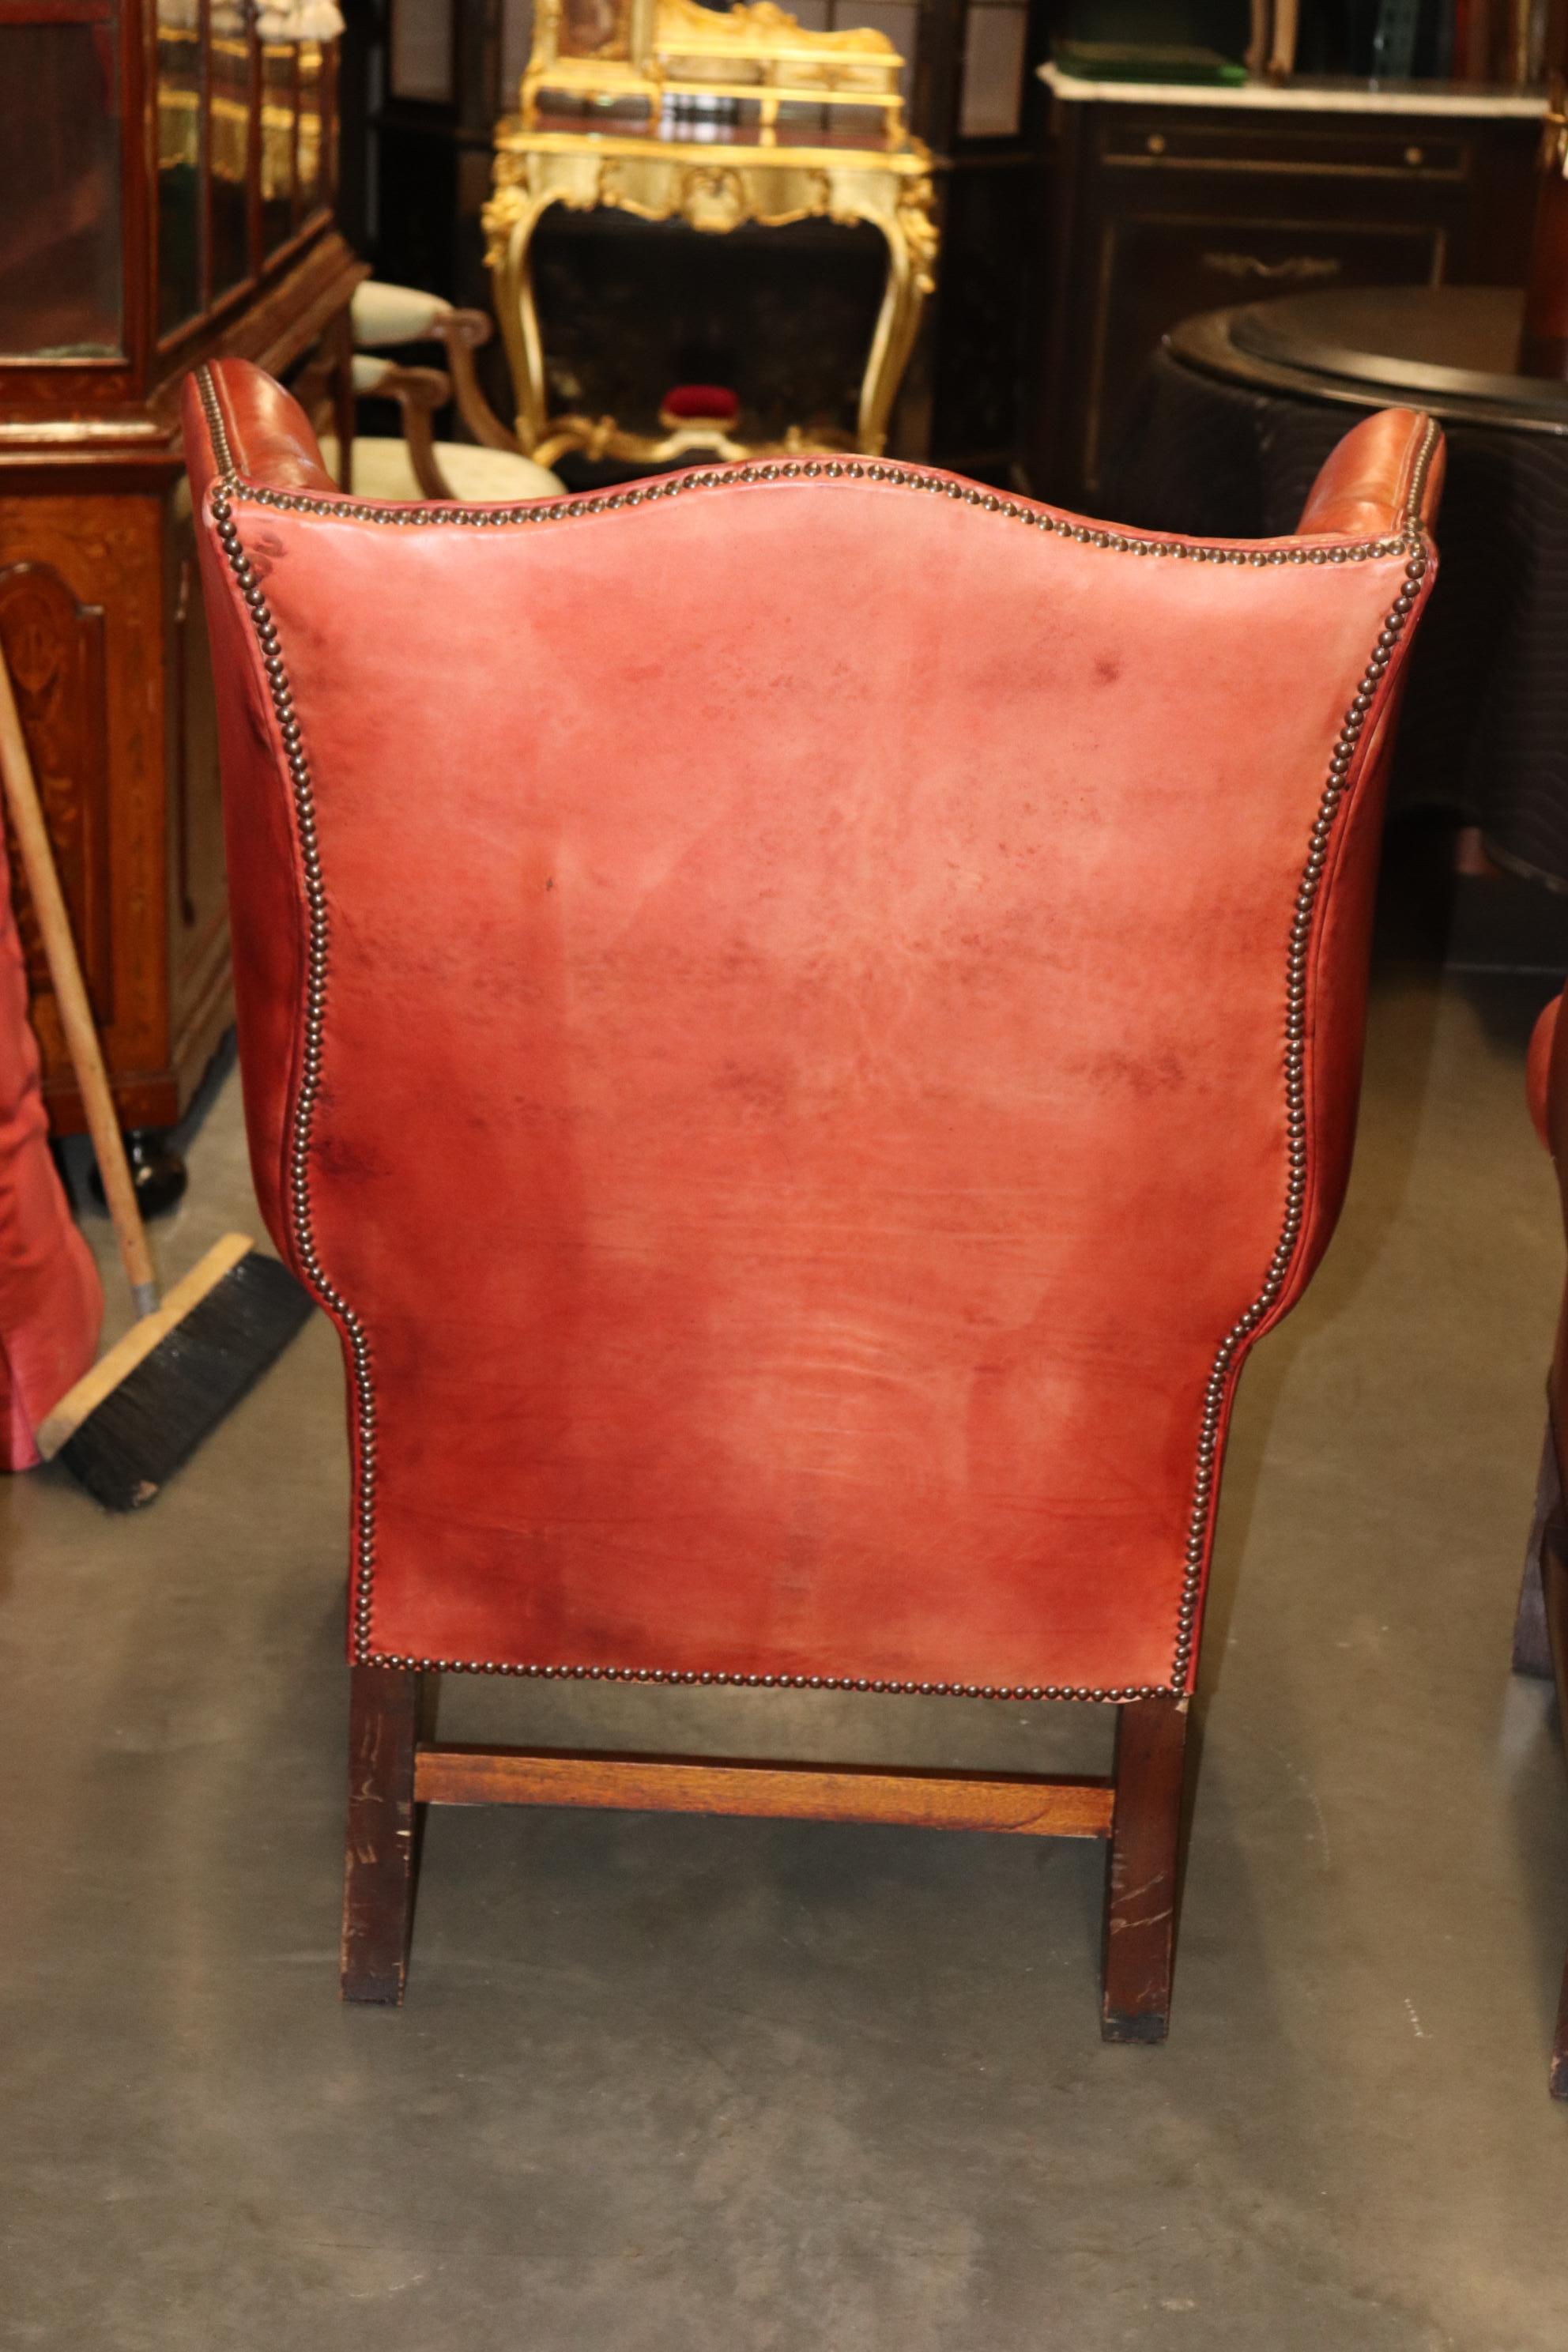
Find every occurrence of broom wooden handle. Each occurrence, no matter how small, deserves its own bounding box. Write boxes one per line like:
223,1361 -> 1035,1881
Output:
0,643 -> 158,1313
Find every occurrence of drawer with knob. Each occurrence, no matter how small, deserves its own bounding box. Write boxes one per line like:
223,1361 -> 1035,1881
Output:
1099,119 -> 1469,178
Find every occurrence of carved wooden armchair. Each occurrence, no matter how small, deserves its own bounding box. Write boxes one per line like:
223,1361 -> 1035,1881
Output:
182,361 -> 1440,2040
291,281 -> 564,503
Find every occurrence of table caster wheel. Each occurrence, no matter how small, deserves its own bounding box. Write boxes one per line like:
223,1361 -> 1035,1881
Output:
89,1128 -> 188,1219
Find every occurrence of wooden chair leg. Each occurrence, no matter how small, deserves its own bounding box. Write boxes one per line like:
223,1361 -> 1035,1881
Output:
341,1665 -> 424,2004
1102,1694 -> 1190,2045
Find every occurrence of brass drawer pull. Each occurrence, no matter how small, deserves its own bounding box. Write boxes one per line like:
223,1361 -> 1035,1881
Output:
1201,251 -> 1344,281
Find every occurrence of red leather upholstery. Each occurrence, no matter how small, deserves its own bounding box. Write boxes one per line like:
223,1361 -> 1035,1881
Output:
195,362 -> 338,497
0,834 -> 101,1468
183,363 -> 1439,1700
1296,404 -> 1447,542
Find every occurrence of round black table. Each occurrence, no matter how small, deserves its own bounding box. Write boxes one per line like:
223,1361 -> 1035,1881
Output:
1106,286 -> 1568,888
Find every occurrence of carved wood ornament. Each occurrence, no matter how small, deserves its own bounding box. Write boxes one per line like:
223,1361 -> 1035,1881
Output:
0,564 -> 112,1025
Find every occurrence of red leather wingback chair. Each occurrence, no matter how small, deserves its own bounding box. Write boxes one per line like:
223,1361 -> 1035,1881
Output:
1522,990 -> 1568,2096
183,361 -> 1440,2038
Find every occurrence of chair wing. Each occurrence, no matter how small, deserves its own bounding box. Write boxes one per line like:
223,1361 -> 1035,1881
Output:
183,360 -> 1438,1704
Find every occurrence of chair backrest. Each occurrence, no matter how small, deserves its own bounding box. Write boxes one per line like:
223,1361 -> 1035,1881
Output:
183,360 -> 1440,1707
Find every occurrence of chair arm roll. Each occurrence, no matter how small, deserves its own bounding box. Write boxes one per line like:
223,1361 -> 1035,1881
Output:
1295,406 -> 1445,540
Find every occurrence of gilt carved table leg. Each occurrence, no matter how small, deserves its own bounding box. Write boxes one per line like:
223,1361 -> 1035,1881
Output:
488,181 -> 575,459
856,173 -> 938,457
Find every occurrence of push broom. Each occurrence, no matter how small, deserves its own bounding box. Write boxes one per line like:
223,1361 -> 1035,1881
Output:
0,643 -> 312,1510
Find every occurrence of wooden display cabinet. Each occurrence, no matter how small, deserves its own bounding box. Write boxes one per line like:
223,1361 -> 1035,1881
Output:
0,0 -> 364,1193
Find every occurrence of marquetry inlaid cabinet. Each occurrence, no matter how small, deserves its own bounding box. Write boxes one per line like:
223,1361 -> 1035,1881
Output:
0,0 -> 363,1178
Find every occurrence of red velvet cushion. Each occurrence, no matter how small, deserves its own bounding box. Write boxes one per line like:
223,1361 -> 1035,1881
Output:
661,384 -> 740,424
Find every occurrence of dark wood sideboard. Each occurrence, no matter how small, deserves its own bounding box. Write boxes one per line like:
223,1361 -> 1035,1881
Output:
1031,65 -> 1544,507
0,0 -> 363,1189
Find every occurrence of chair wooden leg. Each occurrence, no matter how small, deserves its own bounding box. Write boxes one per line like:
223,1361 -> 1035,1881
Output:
341,1665 -> 424,2005
1102,1694 -> 1189,2045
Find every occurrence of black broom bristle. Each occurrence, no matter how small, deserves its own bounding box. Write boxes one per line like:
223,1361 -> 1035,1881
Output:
58,1253 -> 315,1511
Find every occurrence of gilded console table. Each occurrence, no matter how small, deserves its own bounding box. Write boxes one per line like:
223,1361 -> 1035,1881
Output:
484,119 -> 938,466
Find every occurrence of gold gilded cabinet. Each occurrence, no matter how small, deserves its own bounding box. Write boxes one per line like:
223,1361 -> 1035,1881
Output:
484,0 -> 937,469
486,122 -> 937,465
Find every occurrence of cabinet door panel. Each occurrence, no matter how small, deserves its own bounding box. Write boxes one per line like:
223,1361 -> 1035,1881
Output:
0,562 -> 112,1024
165,489 -> 229,1039
0,494 -> 167,1125
1085,214 -> 1443,492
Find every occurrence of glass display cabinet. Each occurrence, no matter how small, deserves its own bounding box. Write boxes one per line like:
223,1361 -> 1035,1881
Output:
0,0 -> 364,1184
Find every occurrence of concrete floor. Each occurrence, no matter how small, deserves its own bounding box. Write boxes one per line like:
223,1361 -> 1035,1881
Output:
4,956 -> 1568,2350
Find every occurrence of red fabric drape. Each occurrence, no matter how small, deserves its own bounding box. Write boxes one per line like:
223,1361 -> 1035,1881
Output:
0,836 -> 101,1468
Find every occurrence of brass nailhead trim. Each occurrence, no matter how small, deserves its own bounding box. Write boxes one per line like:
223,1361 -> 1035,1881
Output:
366,1657 -> 1169,1699
198,367 -> 1438,1702
1168,410 -> 1439,1690
199,370 -> 380,1659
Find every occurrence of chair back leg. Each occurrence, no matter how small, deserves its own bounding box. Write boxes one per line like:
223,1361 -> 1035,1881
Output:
1102,1694 -> 1190,2044
341,1665 -> 424,2003
338,1670 -> 1197,2024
